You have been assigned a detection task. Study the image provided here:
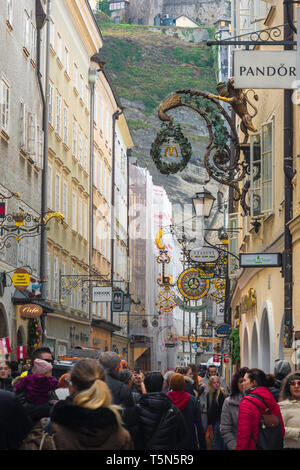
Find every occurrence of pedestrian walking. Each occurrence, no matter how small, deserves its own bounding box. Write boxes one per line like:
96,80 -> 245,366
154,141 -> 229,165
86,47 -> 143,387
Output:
0,361 -> 13,392
14,358 -> 58,422
236,368 -> 285,450
168,373 -> 206,450
0,390 -> 33,450
162,370 -> 174,395
19,359 -> 133,450
206,375 -> 227,450
269,359 -> 291,402
220,367 -> 249,450
54,373 -> 71,400
135,371 -> 187,450
131,368 -> 146,402
175,366 -> 199,398
99,351 -> 134,409
279,371 -> 300,449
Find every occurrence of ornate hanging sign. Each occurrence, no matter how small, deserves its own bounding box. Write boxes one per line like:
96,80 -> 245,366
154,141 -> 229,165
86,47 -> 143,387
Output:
177,268 -> 210,301
150,123 -> 192,175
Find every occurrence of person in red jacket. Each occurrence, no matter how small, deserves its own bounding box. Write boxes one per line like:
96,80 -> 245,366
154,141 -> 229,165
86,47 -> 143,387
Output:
236,368 -> 285,450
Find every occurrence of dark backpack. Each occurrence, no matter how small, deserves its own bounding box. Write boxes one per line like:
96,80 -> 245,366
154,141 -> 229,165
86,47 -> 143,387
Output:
245,393 -> 283,450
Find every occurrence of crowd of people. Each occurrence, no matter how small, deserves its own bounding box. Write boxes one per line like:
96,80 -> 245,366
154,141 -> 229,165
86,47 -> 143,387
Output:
0,347 -> 300,451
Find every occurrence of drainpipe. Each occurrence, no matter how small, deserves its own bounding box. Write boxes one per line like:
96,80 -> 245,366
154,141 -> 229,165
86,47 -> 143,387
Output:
39,0 -> 51,341
110,108 -> 123,323
283,2 -> 295,348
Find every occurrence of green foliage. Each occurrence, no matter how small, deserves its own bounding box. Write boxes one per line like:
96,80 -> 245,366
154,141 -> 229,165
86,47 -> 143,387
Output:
98,24 -> 218,114
96,0 -> 110,16
27,319 -> 42,358
230,328 -> 240,365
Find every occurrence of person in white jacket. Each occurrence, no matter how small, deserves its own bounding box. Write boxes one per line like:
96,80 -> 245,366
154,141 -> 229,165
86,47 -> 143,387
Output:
279,371 -> 300,449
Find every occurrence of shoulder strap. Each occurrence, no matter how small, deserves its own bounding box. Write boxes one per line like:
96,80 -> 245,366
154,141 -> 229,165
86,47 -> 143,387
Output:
247,393 -> 270,411
39,418 -> 56,451
146,410 -> 168,449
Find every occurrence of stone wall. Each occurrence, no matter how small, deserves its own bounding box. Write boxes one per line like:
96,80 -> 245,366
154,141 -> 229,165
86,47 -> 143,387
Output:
128,0 -> 230,26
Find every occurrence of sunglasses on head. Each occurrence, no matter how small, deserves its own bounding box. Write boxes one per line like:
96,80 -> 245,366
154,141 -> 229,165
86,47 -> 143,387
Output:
289,380 -> 300,386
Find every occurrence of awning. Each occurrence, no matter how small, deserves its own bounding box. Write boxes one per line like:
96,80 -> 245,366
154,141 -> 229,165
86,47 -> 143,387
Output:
134,346 -> 148,362
12,290 -> 54,313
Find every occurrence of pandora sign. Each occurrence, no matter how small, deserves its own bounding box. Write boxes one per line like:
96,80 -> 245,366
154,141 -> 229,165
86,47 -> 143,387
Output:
234,50 -> 297,89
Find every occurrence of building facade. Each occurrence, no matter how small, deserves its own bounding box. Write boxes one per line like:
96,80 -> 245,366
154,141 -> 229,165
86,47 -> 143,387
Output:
0,0 -> 46,359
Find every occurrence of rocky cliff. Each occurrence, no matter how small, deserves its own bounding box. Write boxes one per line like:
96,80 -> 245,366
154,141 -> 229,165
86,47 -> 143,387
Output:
129,0 -> 230,26
99,22 -> 226,233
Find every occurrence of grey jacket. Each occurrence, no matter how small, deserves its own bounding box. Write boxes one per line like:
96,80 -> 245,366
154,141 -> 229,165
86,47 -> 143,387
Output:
220,393 -> 242,450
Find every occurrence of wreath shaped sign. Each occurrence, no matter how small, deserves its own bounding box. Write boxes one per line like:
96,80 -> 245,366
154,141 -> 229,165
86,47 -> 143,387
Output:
150,124 -> 192,175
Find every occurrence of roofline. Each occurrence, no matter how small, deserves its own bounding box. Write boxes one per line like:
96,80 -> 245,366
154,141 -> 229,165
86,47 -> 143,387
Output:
174,14 -> 201,26
85,0 -> 104,42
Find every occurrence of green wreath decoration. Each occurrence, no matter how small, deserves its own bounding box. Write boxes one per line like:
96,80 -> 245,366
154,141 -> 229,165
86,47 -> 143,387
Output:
150,123 -> 192,175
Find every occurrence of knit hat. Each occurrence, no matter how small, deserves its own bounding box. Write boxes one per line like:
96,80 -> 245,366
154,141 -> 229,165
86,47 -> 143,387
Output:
33,358 -> 52,376
169,373 -> 186,392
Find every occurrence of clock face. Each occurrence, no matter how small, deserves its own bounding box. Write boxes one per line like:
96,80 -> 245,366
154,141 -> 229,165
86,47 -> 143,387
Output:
177,268 -> 210,300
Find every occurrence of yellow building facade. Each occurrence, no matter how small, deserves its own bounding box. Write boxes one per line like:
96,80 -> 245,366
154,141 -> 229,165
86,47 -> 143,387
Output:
229,0 -> 299,372
44,0 -> 103,356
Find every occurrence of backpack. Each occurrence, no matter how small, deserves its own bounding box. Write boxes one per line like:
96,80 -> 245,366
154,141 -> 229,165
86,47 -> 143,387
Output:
245,393 -> 283,450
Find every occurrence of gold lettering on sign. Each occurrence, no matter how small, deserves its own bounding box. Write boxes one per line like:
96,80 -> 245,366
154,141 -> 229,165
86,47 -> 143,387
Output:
19,304 -> 43,318
164,146 -> 178,158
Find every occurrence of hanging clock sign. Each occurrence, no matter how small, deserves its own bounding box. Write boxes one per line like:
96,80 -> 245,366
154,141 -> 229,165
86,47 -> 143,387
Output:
177,268 -> 210,301
190,247 -> 219,263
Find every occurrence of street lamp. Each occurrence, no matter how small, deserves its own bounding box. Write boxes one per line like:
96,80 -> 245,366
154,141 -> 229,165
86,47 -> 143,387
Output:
192,187 -> 215,219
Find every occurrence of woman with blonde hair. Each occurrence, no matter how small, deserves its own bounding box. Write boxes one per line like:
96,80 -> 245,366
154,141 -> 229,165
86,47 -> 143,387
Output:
206,375 -> 226,450
20,359 -> 133,450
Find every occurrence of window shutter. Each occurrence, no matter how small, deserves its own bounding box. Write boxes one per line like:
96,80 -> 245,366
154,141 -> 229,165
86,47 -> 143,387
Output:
27,112 -> 36,157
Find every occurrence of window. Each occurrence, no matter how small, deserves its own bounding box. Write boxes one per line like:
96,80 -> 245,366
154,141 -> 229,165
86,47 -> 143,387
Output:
84,138 -> 88,171
19,101 -> 26,149
94,90 -> 98,125
48,83 -> 53,125
78,197 -> 82,236
7,0 -> 13,26
46,252 -> 51,299
73,63 -> 78,90
63,181 -> 68,223
49,19 -> 54,49
1,78 -> 10,133
64,46 -> 69,75
83,203 -> 88,240
31,23 -> 36,61
37,126 -> 44,168
72,120 -> 77,156
228,213 -> 239,275
250,121 -> 273,216
261,122 -> 273,212
48,164 -> 52,209
24,10 -> 31,52
57,33 -> 62,62
53,256 -> 59,301
78,129 -> 83,164
97,159 -> 102,192
72,192 -> 77,231
27,112 -> 36,157
63,106 -> 68,145
80,75 -> 84,100
56,93 -> 61,135
55,174 -> 60,212
85,85 -> 89,110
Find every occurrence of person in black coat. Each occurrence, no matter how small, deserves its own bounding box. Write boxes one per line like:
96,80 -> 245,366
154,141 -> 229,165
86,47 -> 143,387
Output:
0,390 -> 33,449
99,352 -> 134,409
207,375 -> 226,450
168,373 -> 206,450
134,372 -> 187,450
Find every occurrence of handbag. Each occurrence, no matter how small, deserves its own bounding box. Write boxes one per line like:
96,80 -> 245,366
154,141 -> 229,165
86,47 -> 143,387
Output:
244,394 -> 283,450
39,417 -> 56,450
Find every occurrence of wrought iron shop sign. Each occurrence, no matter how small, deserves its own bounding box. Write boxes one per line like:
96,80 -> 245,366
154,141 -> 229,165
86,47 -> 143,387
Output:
215,323 -> 232,338
239,253 -> 282,268
189,247 -> 219,263
92,286 -> 112,302
234,51 -> 297,89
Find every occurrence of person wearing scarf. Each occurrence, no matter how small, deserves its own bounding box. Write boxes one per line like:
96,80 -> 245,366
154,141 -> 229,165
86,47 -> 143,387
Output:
168,373 -> 206,450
